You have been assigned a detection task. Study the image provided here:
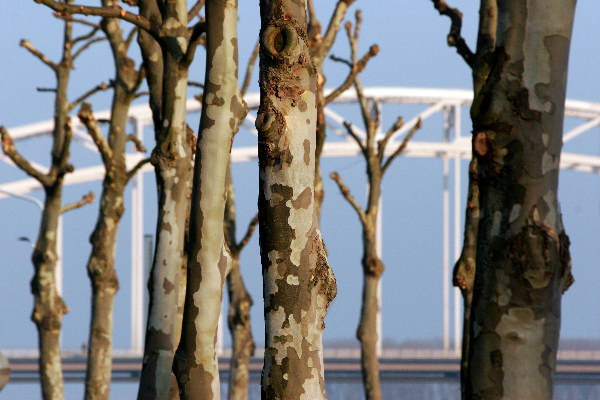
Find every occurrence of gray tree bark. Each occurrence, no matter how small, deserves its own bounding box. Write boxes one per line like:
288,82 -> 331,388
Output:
258,1 -> 337,398
173,0 -> 245,398
433,1 -> 576,397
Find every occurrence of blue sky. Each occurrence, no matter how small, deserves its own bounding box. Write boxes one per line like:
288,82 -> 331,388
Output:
0,1 -> 599,352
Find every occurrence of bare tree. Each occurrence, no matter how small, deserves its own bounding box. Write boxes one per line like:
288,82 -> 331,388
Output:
328,13 -> 420,400
432,0 -> 576,397
257,1 -> 337,398
0,3 -> 101,398
72,7 -> 147,398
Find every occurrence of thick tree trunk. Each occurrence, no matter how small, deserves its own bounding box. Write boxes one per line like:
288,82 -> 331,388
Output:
258,1 -> 337,398
173,0 -> 244,398
465,1 -> 576,397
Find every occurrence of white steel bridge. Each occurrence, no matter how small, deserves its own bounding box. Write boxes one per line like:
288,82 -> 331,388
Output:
1,87 -> 599,359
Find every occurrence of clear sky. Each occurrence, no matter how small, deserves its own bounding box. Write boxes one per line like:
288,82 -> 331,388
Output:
0,1 -> 599,352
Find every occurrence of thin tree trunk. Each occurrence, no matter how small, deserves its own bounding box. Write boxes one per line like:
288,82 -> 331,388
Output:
173,0 -> 244,397
137,1 -> 195,397
80,8 -> 142,398
32,186 -> 68,400
465,1 -> 576,397
224,169 -> 256,400
258,1 -> 337,398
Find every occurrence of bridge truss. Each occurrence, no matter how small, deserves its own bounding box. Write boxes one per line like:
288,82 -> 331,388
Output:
1,87 -> 599,356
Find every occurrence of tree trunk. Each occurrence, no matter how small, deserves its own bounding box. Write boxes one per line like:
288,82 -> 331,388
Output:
258,1 -> 337,398
137,2 -> 195,398
82,10 -> 139,399
357,225 -> 383,400
173,0 -> 244,398
466,1 -> 576,397
32,185 -> 68,400
224,169 -> 255,400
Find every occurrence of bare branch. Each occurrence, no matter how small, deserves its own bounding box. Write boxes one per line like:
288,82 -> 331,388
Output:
69,82 -> 110,112
187,0 -> 205,23
381,118 -> 422,174
240,41 -> 260,97
430,0 -> 475,67
126,158 -> 151,182
35,0 -> 156,36
77,102 -> 113,163
236,214 -> 259,251
135,91 -> 149,99
377,115 -> 404,158
326,44 -> 378,105
343,121 -> 365,154
72,36 -> 106,61
320,0 -> 354,56
72,25 -> 102,45
121,0 -> 138,6
329,54 -> 352,68
61,191 -> 94,214
58,16 -> 101,30
306,0 -> 321,43
184,20 -> 207,66
37,87 -> 57,93
0,126 -> 50,186
124,26 -> 138,51
188,81 -> 204,89
127,134 -> 147,152
20,39 -> 57,71
330,171 -> 366,224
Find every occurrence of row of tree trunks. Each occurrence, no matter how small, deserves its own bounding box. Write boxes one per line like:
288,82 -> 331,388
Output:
433,0 -> 577,397
173,0 -> 245,398
257,1 -> 337,398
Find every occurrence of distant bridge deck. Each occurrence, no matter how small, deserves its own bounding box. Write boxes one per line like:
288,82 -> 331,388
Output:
5,349 -> 600,384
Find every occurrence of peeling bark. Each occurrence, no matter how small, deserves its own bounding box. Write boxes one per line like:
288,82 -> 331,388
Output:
463,1 -> 577,397
173,0 -> 244,398
258,2 -> 337,398
79,7 -> 142,399
137,1 -> 196,398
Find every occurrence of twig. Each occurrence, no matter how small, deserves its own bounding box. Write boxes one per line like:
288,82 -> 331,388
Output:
319,0 -> 355,57
37,87 -> 57,93
188,81 -> 204,89
72,36 -> 106,61
330,171 -> 366,224
378,116 -> 404,156
343,121 -> 365,154
430,0 -> 474,67
326,44 -> 378,105
72,25 -> 102,45
127,134 -> 146,152
20,39 -> 57,71
35,0 -> 157,37
58,16 -> 101,30
126,158 -> 151,182
60,191 -> 94,214
187,0 -> 205,23
124,26 -> 138,51
236,214 -> 259,251
184,20 -> 207,66
69,82 -> 110,112
240,41 -> 259,97
77,102 -> 113,163
381,118 -> 422,174
0,126 -> 50,186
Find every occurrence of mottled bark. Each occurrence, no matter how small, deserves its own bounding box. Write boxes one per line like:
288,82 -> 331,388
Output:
78,7 -> 143,398
258,2 -> 337,398
135,1 -> 199,398
438,1 -> 577,398
224,169 -> 257,400
173,0 -> 244,398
